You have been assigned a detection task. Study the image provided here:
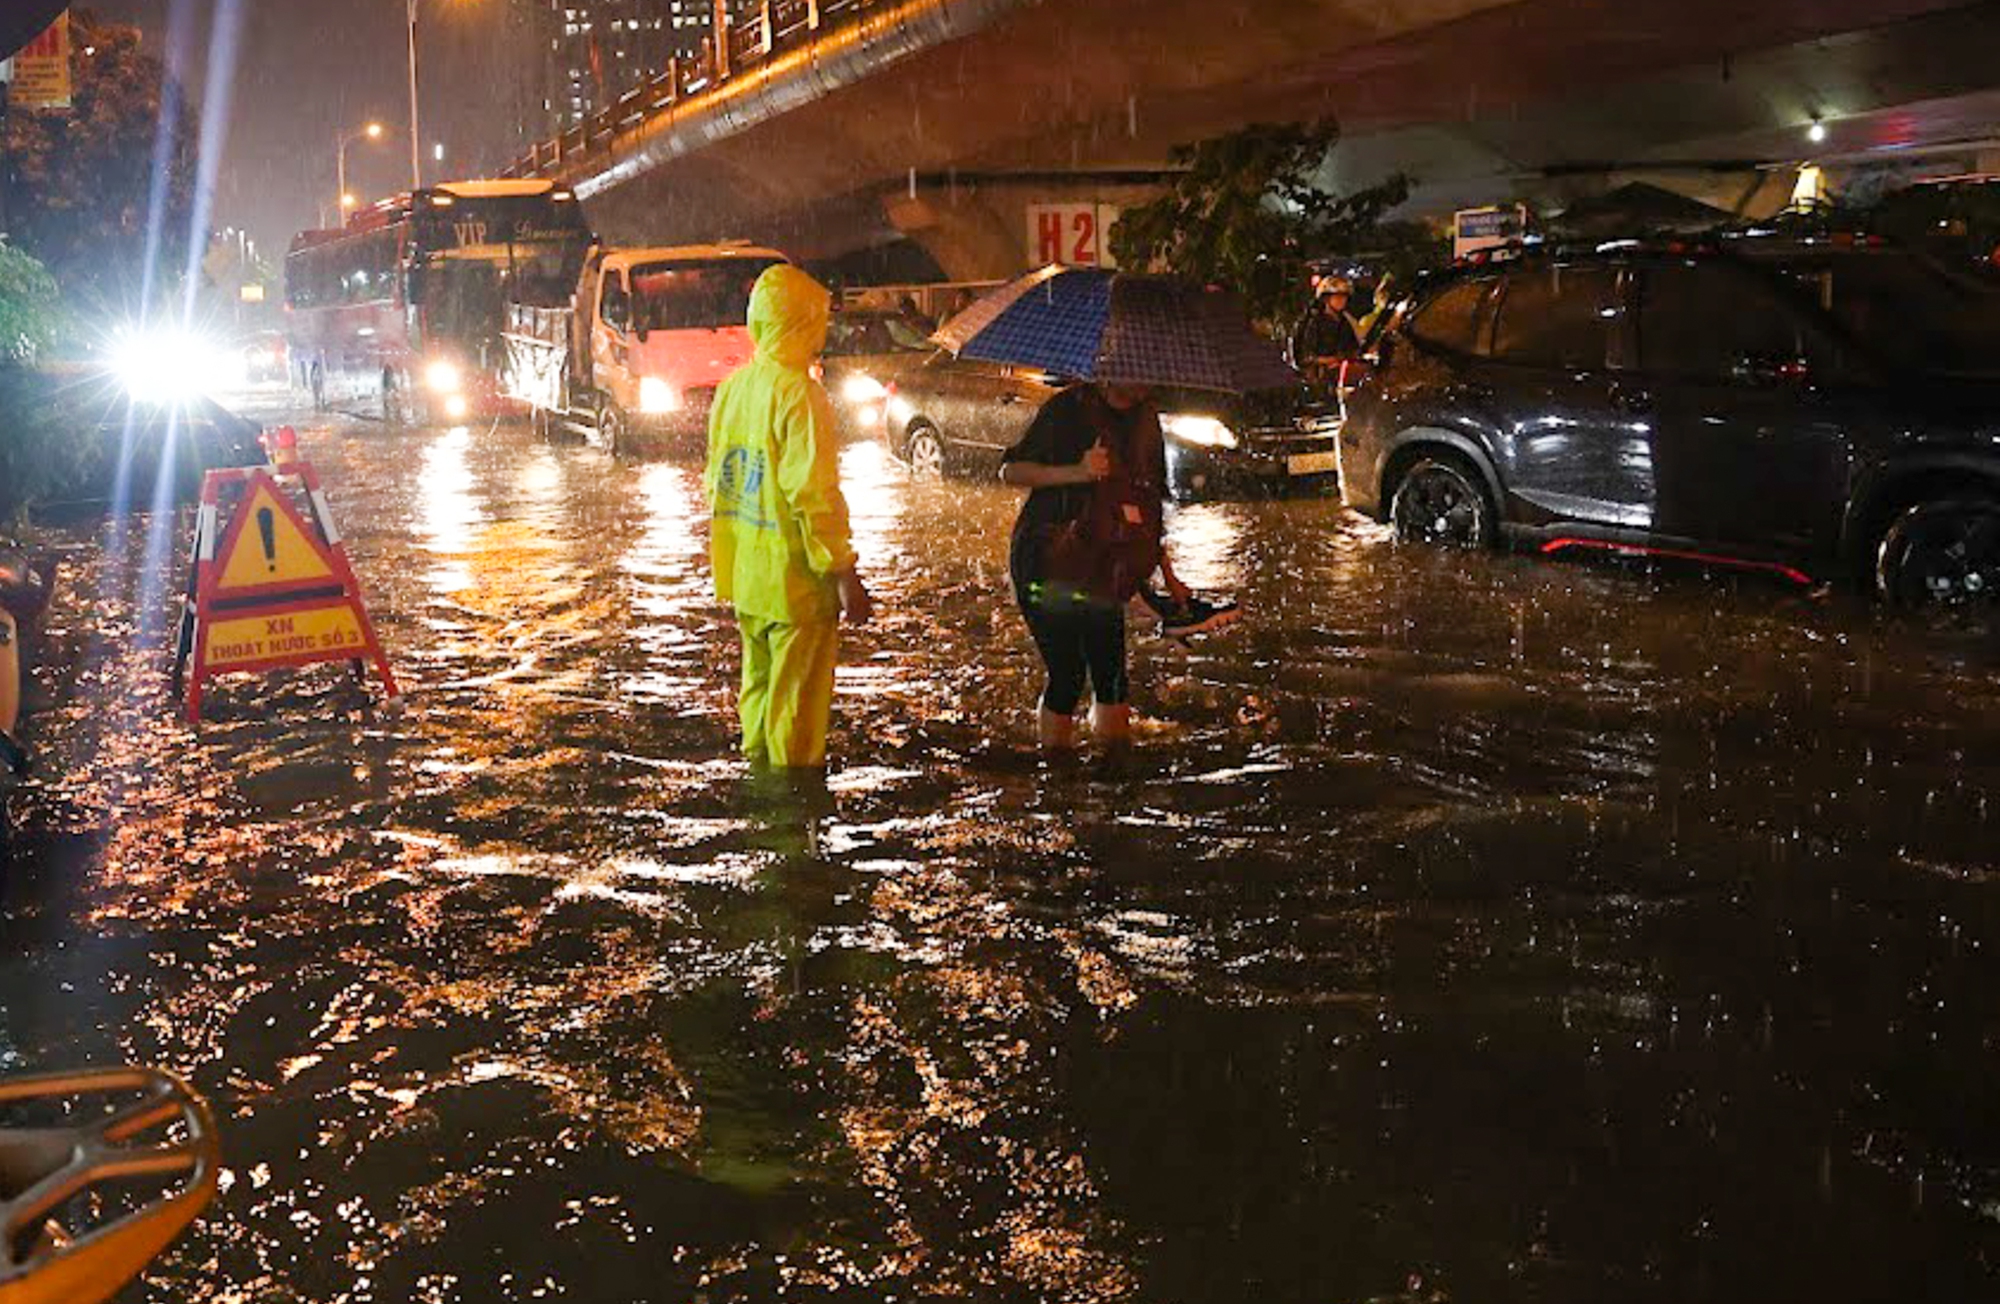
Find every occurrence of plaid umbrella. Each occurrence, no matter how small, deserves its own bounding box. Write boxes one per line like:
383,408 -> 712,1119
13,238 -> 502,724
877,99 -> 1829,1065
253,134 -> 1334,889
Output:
932,266 -> 1299,394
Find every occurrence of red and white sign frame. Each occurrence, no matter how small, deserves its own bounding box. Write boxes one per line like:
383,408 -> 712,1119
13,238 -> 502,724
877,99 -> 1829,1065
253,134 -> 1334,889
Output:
174,462 -> 397,722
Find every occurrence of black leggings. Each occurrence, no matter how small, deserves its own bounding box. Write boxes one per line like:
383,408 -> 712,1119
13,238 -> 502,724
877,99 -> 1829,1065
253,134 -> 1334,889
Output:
1019,591 -> 1127,716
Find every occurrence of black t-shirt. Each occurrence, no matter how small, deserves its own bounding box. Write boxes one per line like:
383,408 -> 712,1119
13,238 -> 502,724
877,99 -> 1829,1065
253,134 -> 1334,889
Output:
1292,305 -> 1361,363
1001,385 -> 1164,588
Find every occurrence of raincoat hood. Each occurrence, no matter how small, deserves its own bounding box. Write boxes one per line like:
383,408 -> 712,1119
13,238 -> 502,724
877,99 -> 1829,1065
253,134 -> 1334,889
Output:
748,264 -> 831,371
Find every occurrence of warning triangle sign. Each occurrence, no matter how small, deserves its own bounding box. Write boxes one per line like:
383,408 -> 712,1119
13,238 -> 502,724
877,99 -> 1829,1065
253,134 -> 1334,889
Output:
212,476 -> 339,595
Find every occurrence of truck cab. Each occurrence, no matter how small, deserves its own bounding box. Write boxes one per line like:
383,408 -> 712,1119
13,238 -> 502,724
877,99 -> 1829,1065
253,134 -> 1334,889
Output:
507,242 -> 790,453
582,243 -> 790,451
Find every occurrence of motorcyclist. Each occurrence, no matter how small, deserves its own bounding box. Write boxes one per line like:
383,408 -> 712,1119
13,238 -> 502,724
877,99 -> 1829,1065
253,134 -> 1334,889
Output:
1290,272 -> 1393,385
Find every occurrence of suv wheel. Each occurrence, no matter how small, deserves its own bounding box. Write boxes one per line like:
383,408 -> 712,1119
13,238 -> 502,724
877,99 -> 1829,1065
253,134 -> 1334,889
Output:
1875,497 -> 2000,608
1390,456 -> 1493,548
905,425 -> 945,480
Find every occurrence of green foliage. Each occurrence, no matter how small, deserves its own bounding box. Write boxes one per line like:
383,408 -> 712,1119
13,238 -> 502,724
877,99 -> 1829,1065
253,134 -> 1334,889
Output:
3,11 -> 199,313
0,245 -> 80,524
1108,118 -> 1421,329
0,241 -> 62,363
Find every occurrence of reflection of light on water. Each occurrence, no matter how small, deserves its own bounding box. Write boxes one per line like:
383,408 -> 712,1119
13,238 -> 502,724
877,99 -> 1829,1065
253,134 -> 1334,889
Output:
839,440 -> 906,569
433,852 -> 561,879
1163,501 -> 1248,591
417,426 -> 480,594
624,462 -> 704,589
620,462 -> 710,702
516,446 -> 565,522
555,854 -> 771,915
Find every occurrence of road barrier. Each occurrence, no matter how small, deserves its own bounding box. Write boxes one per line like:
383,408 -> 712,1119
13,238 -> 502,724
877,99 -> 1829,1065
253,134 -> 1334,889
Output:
171,428 -> 397,723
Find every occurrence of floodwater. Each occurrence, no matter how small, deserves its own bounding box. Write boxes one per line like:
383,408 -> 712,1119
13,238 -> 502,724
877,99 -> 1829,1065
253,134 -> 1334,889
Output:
4,411 -> 1999,1303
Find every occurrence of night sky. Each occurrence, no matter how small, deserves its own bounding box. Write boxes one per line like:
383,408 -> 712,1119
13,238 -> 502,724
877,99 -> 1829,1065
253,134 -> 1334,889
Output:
90,0 -> 547,265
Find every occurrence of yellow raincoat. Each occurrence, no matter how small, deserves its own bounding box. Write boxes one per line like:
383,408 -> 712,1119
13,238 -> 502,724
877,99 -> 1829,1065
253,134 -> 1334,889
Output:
706,264 -> 856,767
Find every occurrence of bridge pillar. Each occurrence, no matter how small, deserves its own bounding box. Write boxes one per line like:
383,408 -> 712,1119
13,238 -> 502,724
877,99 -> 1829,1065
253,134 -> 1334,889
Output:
883,190 -> 1025,283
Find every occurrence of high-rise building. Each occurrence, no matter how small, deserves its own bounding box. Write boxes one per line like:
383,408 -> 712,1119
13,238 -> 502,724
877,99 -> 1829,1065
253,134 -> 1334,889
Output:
532,0 -> 715,134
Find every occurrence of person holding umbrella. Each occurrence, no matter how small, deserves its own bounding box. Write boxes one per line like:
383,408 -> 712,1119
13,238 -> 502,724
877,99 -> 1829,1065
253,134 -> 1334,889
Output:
934,266 -> 1291,753
999,382 -> 1188,752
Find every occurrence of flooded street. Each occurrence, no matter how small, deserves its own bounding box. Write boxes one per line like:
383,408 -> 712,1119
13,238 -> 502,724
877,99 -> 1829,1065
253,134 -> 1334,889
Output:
5,410 -> 2000,1303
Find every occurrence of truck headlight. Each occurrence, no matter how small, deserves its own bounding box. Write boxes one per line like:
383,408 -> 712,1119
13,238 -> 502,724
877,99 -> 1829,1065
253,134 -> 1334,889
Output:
425,359 -> 462,394
638,376 -> 677,413
1161,413 -> 1238,449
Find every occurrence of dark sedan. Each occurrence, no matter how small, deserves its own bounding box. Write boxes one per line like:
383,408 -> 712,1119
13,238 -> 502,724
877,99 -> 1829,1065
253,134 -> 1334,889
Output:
881,352 -> 1340,497
1339,237 -> 2000,606
820,309 -> 931,439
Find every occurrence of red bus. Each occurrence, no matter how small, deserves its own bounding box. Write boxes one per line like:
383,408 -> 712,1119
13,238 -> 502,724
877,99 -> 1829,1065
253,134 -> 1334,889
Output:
284,179 -> 594,423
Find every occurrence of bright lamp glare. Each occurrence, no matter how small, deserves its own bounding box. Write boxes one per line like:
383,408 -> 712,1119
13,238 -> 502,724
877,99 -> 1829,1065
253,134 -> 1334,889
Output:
425,359 -> 462,393
113,330 -> 229,405
444,394 -> 470,420
638,376 -> 678,413
1161,413 -> 1238,449
841,373 -> 889,405
1807,120 -> 1828,144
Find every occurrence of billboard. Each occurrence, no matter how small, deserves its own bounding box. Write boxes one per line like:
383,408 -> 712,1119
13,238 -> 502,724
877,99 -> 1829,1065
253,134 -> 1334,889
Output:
11,11 -> 71,111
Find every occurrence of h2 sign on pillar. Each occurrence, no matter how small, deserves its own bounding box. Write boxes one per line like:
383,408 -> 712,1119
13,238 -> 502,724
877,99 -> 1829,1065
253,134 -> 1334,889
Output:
1027,204 -> 1124,269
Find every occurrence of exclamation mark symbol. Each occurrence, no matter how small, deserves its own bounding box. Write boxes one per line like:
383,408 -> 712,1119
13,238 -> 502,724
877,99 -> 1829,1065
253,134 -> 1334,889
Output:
257,507 -> 277,573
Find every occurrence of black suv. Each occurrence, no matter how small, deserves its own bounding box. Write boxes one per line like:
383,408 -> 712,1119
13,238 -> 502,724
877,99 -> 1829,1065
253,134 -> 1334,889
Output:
1339,237 -> 2000,606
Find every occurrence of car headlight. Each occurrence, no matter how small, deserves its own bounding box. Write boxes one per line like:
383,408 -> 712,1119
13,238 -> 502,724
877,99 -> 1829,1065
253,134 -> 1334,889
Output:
443,394 -> 470,421
425,359 -> 462,394
841,373 -> 889,405
638,376 -> 678,414
1161,413 -> 1238,449
112,330 -> 229,405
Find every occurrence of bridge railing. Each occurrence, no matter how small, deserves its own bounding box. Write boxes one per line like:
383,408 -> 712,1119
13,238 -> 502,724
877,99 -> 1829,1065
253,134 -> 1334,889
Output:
502,0 -> 884,180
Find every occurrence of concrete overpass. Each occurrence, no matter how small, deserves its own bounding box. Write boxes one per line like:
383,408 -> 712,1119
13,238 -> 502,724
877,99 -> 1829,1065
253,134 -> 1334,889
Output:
504,0 -> 2000,278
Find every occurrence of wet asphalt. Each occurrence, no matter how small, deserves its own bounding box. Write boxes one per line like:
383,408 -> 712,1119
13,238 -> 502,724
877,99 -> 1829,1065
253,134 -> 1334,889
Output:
2,403 -> 1998,1302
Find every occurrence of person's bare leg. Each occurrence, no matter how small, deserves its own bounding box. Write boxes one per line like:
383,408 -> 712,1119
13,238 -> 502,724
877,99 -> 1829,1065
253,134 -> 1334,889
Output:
1089,701 -> 1132,746
1039,704 -> 1079,751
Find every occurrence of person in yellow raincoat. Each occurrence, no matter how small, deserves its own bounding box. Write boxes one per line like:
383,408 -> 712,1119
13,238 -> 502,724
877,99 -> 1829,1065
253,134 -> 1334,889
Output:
706,264 -> 873,769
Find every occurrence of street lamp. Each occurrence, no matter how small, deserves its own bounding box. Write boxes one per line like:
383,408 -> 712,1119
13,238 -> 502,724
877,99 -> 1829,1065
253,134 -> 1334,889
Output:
336,121 -> 385,224
407,0 -> 481,190
406,0 -> 421,189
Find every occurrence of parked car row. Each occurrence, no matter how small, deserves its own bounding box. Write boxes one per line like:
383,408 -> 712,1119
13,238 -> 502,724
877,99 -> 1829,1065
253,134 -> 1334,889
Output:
824,236 -> 1997,610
